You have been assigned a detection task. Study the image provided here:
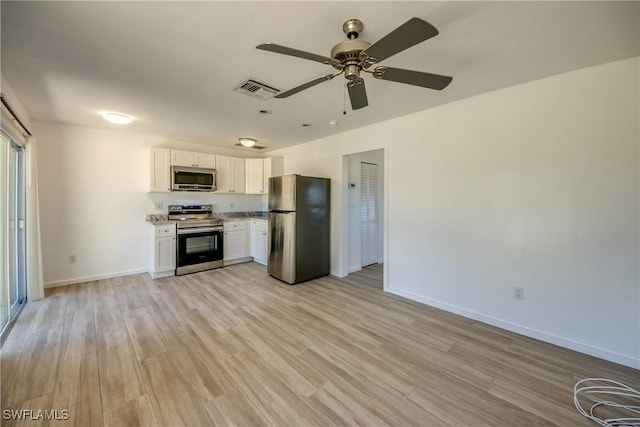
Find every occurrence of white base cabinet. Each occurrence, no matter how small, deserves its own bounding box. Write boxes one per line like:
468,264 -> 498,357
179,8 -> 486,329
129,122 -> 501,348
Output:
223,220 -> 250,264
250,219 -> 268,265
149,224 -> 176,278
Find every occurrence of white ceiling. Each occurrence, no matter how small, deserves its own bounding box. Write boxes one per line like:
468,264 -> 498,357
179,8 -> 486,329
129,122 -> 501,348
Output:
1,1 -> 638,152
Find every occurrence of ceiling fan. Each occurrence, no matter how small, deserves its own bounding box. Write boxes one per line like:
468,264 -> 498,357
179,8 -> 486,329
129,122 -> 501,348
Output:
256,17 -> 452,110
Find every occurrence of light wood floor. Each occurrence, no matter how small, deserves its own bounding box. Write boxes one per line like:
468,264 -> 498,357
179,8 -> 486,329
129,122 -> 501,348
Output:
1,262 -> 638,426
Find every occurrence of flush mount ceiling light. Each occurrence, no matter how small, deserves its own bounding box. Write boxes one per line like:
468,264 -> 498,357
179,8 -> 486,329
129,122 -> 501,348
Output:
238,137 -> 257,147
100,111 -> 133,125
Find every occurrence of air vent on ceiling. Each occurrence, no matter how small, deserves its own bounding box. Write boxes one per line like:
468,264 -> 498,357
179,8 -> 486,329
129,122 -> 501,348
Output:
234,143 -> 266,150
234,79 -> 280,100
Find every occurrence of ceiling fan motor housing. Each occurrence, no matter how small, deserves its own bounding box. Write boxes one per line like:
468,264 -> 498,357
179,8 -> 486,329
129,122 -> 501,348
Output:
330,38 -> 371,79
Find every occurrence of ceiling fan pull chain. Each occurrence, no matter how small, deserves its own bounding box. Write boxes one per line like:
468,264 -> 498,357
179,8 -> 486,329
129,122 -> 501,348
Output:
343,82 -> 347,115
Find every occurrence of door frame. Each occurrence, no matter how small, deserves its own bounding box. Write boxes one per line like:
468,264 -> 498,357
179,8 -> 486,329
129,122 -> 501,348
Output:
340,144 -> 389,291
0,131 -> 27,339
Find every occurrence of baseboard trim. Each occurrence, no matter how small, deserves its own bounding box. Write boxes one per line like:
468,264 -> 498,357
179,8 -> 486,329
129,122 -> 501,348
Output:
387,287 -> 639,370
44,268 -> 148,288
223,257 -> 253,267
330,268 -> 346,278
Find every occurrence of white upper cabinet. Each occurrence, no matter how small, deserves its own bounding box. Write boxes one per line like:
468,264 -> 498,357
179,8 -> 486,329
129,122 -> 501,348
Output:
151,147 -> 281,195
264,157 -> 284,194
245,158 -> 265,194
216,156 -> 245,193
170,150 -> 215,169
149,147 -> 171,192
245,157 -> 284,194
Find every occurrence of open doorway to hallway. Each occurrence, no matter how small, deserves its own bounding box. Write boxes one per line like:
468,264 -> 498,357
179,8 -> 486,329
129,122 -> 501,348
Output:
345,149 -> 384,287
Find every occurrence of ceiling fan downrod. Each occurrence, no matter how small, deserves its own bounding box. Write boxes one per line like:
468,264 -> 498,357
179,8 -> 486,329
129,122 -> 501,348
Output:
343,18 -> 363,40
330,19 -> 370,80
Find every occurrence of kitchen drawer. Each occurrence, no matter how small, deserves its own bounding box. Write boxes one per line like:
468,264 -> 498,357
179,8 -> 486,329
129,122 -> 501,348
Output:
224,220 -> 247,231
155,224 -> 176,237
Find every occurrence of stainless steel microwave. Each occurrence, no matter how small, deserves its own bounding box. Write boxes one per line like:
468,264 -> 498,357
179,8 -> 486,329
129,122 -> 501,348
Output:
171,166 -> 216,192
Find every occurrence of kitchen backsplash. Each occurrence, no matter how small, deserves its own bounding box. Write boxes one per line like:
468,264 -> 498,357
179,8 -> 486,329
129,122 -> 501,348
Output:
148,192 -> 267,214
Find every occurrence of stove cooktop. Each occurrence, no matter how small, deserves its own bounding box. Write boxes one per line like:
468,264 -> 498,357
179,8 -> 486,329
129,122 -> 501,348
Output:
167,205 -> 222,228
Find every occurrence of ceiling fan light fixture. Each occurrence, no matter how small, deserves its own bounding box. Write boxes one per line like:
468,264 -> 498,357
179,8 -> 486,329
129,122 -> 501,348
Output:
239,137 -> 257,147
100,111 -> 133,125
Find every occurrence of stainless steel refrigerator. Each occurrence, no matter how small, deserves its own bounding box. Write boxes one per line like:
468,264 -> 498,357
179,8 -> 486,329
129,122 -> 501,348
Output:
268,175 -> 330,284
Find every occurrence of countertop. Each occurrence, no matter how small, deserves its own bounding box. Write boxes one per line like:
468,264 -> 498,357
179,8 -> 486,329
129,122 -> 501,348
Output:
146,211 -> 268,225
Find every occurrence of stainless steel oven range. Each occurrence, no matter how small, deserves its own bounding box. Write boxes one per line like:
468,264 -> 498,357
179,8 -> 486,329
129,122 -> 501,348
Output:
168,205 -> 223,275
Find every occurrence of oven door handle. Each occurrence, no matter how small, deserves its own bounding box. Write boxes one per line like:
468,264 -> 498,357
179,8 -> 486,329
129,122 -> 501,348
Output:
177,227 -> 223,235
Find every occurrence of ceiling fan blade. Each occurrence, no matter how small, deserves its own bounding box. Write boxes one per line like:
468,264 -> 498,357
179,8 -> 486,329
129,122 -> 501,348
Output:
373,67 -> 452,90
347,79 -> 368,110
256,43 -> 333,64
360,17 -> 439,66
275,74 -> 335,99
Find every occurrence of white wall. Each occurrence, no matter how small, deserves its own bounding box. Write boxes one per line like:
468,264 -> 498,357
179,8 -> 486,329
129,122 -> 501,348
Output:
270,57 -> 640,369
35,122 -> 263,286
347,149 -> 384,272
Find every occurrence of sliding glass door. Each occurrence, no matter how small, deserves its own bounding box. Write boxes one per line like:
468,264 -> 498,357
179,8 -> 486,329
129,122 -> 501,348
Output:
0,134 -> 8,332
1,132 -> 26,336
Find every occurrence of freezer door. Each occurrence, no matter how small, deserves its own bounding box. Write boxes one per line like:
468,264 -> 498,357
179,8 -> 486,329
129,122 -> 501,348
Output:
268,212 -> 296,284
294,177 -> 330,282
268,175 -> 296,212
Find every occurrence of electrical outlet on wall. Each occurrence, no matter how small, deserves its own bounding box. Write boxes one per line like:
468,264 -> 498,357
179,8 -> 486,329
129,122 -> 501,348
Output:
154,202 -> 163,211
513,287 -> 525,300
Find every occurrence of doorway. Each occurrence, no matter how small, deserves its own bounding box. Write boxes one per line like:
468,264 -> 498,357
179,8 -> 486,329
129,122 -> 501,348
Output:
345,149 -> 385,285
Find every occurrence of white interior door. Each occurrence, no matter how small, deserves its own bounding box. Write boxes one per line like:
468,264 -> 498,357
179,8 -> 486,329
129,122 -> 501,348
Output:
360,162 -> 378,267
